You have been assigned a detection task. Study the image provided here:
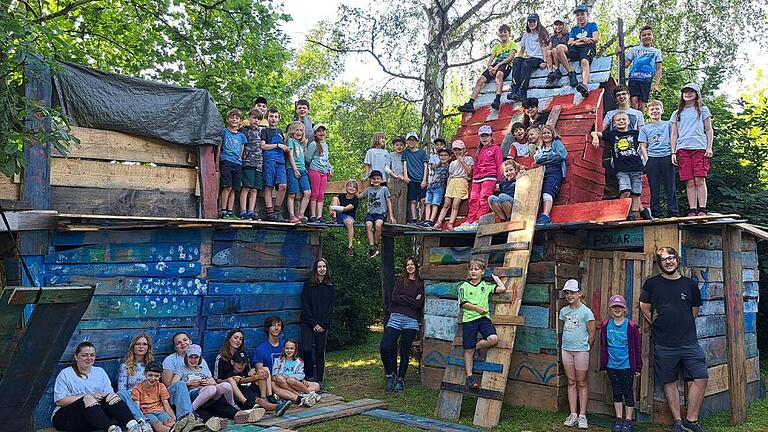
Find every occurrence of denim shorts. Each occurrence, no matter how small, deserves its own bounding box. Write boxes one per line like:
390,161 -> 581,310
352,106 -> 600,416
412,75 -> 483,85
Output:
336,213 -> 355,224
287,170 -> 311,194
365,213 -> 386,223
425,185 -> 445,205
653,342 -> 709,384
263,158 -> 287,187
617,171 -> 643,196
461,317 -> 496,349
146,411 -> 172,425
407,180 -> 427,200
488,193 -> 514,205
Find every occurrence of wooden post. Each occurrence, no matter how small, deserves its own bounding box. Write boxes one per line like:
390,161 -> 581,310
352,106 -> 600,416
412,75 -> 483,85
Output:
381,233 -> 395,325
617,18 -> 626,86
198,144 -> 219,219
722,225 -> 747,425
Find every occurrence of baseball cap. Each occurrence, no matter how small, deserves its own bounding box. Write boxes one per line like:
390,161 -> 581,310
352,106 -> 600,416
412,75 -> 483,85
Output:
553,18 -> 564,25
434,137 -> 446,145
478,125 -> 493,135
406,132 -> 419,140
451,139 -> 466,149
391,136 -> 405,144
608,295 -> 628,308
573,4 -> 589,13
527,13 -> 540,22
562,279 -> 581,292
681,83 -> 701,94
187,344 -> 202,356
312,123 -> 327,132
369,169 -> 384,179
232,351 -> 249,364
253,96 -> 267,105
145,361 -> 163,374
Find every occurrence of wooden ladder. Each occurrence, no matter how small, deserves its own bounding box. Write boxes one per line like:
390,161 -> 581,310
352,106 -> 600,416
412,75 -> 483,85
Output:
435,167 -> 544,427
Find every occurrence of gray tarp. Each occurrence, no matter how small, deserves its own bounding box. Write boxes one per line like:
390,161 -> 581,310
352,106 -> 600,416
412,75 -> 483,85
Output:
52,60 -> 222,146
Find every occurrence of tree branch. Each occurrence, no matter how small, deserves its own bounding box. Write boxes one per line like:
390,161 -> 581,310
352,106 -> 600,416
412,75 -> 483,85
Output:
34,0 -> 99,23
447,0 -> 494,34
447,54 -> 489,68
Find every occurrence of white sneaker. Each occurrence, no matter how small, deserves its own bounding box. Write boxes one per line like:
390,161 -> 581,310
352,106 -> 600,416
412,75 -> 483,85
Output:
563,413 -> 579,427
139,420 -> 153,432
126,420 -> 142,432
578,415 -> 589,429
310,391 -> 322,402
301,392 -> 318,407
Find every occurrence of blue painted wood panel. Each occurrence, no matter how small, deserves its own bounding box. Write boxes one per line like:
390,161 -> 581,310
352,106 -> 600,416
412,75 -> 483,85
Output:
682,248 -> 758,269
206,310 -> 301,330
699,333 -> 758,366
52,228 -> 208,246
515,327 -> 558,353
78,316 -> 197,330
207,267 -> 310,282
587,227 -> 643,250
518,305 -> 549,328
45,242 -> 200,264
208,282 -> 303,295
202,294 -> 301,315
212,242 -> 318,268
62,327 -> 201,360
213,230 -> 311,244
446,356 -> 504,373
47,275 -> 207,295
203,324 -> 300,353
696,312 -> 757,338
83,295 -> 201,319
47,261 -> 202,278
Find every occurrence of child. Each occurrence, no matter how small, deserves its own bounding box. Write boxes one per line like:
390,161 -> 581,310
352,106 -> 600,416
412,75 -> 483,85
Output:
271,339 -> 321,406
489,160 -> 523,221
285,121 -> 311,223
458,24 -> 516,112
401,133 -> 429,224
434,140 -> 473,231
559,279 -> 595,430
553,4 -> 599,98
422,148 -> 451,226
131,362 -> 175,432
260,108 -> 290,222
239,108 -> 265,220
622,26 -> 662,112
603,85 -> 645,131
364,132 -> 389,183
544,19 -> 570,87
458,259 -> 507,389
640,100 -> 679,218
427,138 -> 447,187
533,124 -> 567,224
504,122 -> 535,167
521,97 -> 550,128
385,136 -> 408,224
362,170 -> 395,258
218,351 -> 291,416
507,13 -> 550,102
307,124 -> 334,223
294,99 -> 314,143
455,125 -> 502,231
218,109 -> 247,219
329,179 -> 360,256
599,295 -> 642,432
670,83 -> 713,216
591,111 -> 651,220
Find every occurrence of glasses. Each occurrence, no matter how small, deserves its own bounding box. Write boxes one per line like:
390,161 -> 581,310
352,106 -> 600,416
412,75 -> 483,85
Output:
659,256 -> 677,262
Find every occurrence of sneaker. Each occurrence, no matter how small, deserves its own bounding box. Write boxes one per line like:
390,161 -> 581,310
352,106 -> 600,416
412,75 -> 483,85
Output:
223,212 -> 239,220
507,92 -> 522,102
126,420 -> 142,432
270,213 -> 287,222
345,246 -> 353,256
671,420 -> 685,432
687,211 -> 698,217
107,427 -> 123,432
395,377 -> 405,392
308,216 -> 318,223
577,415 -> 589,429
204,417 -> 228,431
564,413 -> 579,427
275,399 -> 292,416
266,394 -> 279,405
139,420 -> 153,432
622,420 -> 634,432
568,71 -> 579,87
239,211 -> 250,220
576,83 -> 589,97
454,221 -> 478,231
457,101 -> 475,113
545,71 -> 560,87
626,212 -> 638,221
312,391 -> 322,402
536,214 -> 552,225
218,210 -> 227,219
234,408 -> 265,424
289,216 -> 301,223
385,374 -> 396,391
681,419 -> 703,432
368,247 -> 379,259
301,392 -> 318,407
640,208 -> 653,220
466,375 -> 479,389
408,219 -> 421,225
697,208 -> 709,216
612,419 -> 625,432
491,96 -> 501,110
316,217 -> 329,224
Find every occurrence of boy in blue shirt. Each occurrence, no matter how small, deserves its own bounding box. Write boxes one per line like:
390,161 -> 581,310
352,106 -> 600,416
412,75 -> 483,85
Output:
552,4 -> 599,98
623,26 -> 663,112
401,133 -> 429,223
218,109 -> 248,219
640,100 -> 679,218
260,108 -> 290,222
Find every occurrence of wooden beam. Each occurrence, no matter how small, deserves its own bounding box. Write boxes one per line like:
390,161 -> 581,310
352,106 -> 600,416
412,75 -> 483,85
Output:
7,286 -> 94,305
50,158 -> 198,193
362,409 -> 484,432
197,144 -> 218,219
472,241 -> 530,255
63,127 -> 196,166
475,220 -> 525,237
490,315 -> 526,326
0,210 -> 57,232
545,105 -> 562,128
439,382 -> 505,401
51,186 -> 198,218
446,356 -> 504,373
722,225 -> 747,425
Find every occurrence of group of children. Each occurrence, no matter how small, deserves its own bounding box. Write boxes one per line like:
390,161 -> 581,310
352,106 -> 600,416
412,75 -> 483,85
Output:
459,260 -> 641,431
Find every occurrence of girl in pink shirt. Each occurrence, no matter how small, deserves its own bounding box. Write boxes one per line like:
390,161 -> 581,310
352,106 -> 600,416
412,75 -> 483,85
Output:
455,124 -> 502,230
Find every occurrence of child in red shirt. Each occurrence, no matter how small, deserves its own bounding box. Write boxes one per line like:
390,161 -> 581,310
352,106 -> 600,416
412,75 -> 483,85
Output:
455,124 -> 502,231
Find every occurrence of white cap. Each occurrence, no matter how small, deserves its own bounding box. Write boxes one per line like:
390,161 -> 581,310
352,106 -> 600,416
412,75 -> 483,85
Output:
406,132 -> 419,140
562,279 -> 580,292
478,125 -> 493,135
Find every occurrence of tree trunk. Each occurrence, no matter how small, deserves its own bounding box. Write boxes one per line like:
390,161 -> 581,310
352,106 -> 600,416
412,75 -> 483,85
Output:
420,1 -> 449,144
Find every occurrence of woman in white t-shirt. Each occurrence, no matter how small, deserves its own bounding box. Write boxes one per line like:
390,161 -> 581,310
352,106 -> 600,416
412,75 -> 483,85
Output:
52,342 -> 140,432
507,13 -> 551,102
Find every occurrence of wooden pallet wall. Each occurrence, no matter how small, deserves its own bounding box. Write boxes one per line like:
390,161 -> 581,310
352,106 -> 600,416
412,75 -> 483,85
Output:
32,226 -> 319,429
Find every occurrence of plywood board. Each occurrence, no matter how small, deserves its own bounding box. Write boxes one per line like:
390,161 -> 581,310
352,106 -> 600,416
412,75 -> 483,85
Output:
550,198 -> 631,224
63,127 -> 196,166
50,158 -> 197,193
51,186 -> 198,218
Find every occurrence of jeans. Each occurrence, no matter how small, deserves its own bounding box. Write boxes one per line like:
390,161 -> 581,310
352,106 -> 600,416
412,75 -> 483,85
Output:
52,396 -> 134,432
511,57 -> 544,97
646,156 -> 679,217
167,381 -> 194,418
118,389 -> 148,422
379,326 -> 418,378
606,368 -> 635,406
300,323 -> 329,382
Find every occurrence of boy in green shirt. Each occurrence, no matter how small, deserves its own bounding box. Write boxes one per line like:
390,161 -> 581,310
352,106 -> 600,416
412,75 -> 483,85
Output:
459,259 -> 507,389
458,24 -> 516,113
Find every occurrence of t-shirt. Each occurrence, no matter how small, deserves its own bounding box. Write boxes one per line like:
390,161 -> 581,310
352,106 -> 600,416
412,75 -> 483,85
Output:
118,361 -> 145,392
606,319 -> 630,369
387,151 -> 405,177
402,148 -> 429,181
241,126 -> 264,170
53,366 -> 113,417
627,45 -> 662,82
131,382 -> 170,414
428,152 -> 440,183
559,303 -> 595,352
177,361 -> 213,383
639,121 -> 672,158
521,31 -> 544,59
287,138 -> 307,172
364,148 -> 390,181
162,353 -> 185,375
568,22 -> 599,47
362,185 -> 391,215
551,33 -> 568,47
261,127 -> 285,162
251,338 -> 284,372
490,40 -> 516,66
272,357 -> 305,380
603,129 -> 643,173
639,274 -> 702,346
523,111 -> 550,128
448,156 -> 474,179
508,142 -> 534,168
337,194 -> 359,218
216,356 -> 251,382
604,108 -> 645,131
497,177 -> 516,196
429,162 -> 449,188
221,128 -> 247,165
307,141 -> 333,173
458,280 -> 496,323
670,106 -> 712,151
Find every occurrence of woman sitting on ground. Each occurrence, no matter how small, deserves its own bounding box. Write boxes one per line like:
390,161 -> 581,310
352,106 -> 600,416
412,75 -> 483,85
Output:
117,333 -> 155,431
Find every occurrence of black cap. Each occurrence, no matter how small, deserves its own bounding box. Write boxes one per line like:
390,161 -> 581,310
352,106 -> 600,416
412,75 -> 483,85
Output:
391,136 -> 405,144
553,18 -> 564,25
145,361 -> 163,374
369,170 -> 384,179
527,13 -> 540,22
433,137 -> 446,145
573,4 -> 589,13
522,97 -> 539,108
254,96 -> 268,105
232,351 -> 248,364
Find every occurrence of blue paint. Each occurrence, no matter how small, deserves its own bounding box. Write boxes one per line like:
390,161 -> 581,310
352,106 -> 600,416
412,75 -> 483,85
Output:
518,305 -> 549,328
45,242 -> 201,264
213,229 -> 310,244
47,275 -> 207,295
52,228 -> 207,246
446,356 -> 504,373
511,361 -> 559,384
205,310 -> 301,330
363,409 -> 485,432
47,261 -> 202,278
62,327 -> 201,360
212,242 -> 318,268
202,294 -> 301,315
207,267 -> 309,282
21,255 -> 44,322
208,282 -> 303,295
83,295 -> 201,319
423,350 -> 448,368
78,316 -> 197,330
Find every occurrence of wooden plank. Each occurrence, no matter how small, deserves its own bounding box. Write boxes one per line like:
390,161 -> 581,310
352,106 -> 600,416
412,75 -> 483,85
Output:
446,356 -> 504,373
45,242 -> 200,264
586,226 -> 644,250
50,158 -> 197,192
212,242 -> 318,268
424,314 -> 457,341
425,298 -> 459,318
82,295 -> 201,320
51,186 -> 198,218
471,241 -> 530,256
517,305 -> 549,328
514,326 -> 558,353
47,276 -> 207,296
0,210 -> 57,232
450,337 -> 512,350
202,294 -> 301,315
429,247 -> 473,264
527,261 -> 556,283
490,315 -> 525,326
503,379 -> 567,412
78,316 -> 196,330
0,288 -> 26,371
62,126 -> 194,165
0,175 -> 20,201
722,225 -> 747,425
213,229 -> 312,244
7,286 -> 93,304
475,221 -> 525,237
208,281 -> 303,295
492,267 -> 524,277
521,283 -> 550,304
63,327 -> 200,361
549,198 -> 631,224
207,267 -> 310,282
699,334 -> 757,366
51,228 -> 206,246
362,409 -> 484,432
439,382 -> 504,401
704,356 -> 760,397
508,352 -> 562,386
206,310 -> 301,330
197,144 -> 219,221
254,399 -> 386,429
421,264 -> 507,281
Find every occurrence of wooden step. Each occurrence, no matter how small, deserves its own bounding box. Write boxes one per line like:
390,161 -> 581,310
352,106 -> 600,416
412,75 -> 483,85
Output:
8,286 -> 93,305
476,220 -> 525,237
446,356 -> 504,373
491,315 -> 525,326
439,382 -> 504,401
491,266 -> 523,277
452,338 -> 513,350
472,241 -> 530,256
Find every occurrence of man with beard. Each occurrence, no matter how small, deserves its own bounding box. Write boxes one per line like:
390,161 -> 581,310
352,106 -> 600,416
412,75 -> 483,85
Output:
639,247 -> 708,432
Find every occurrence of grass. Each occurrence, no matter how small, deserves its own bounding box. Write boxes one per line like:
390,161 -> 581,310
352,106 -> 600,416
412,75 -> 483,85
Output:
301,331 -> 768,431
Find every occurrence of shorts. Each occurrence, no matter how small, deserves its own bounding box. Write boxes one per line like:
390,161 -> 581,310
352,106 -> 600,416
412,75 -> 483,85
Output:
488,193 -> 514,205
336,213 -> 355,225
561,349 -> 590,371
425,185 -> 445,205
242,167 -> 264,189
219,160 -> 242,190
146,411 -> 173,425
287,170 -> 311,194
482,63 -> 512,82
262,158 -> 287,187
445,178 -> 469,199
541,169 -> 563,201
365,213 -> 386,223
407,180 -> 427,201
628,79 -> 652,102
654,342 -> 709,384
567,44 -> 595,63
616,171 -> 643,196
461,317 -> 497,349
677,149 -> 710,182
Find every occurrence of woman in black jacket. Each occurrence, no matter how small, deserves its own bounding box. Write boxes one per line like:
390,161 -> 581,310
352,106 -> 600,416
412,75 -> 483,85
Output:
300,257 -> 336,388
379,257 -> 424,392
